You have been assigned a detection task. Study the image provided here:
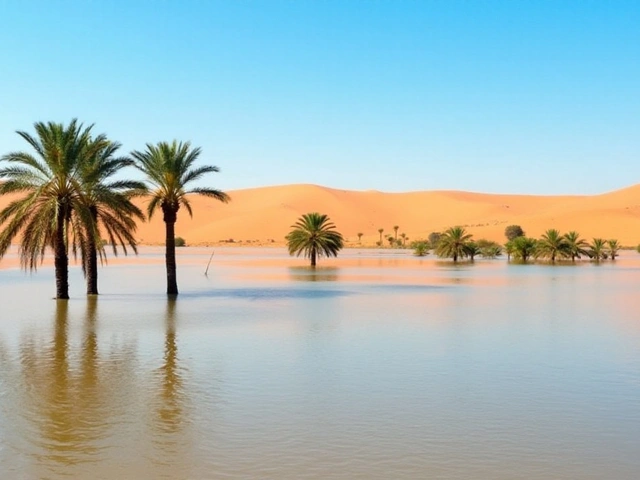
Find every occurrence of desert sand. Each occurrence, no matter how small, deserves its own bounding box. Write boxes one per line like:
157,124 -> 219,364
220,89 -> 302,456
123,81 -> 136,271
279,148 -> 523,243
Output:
2,183 -> 640,247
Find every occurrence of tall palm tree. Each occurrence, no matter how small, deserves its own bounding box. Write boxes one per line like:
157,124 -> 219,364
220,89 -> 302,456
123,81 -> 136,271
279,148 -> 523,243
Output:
79,139 -> 146,295
131,141 -> 230,295
608,239 -> 620,261
510,237 -> 537,263
589,238 -> 607,262
378,228 -> 384,244
286,212 -> 344,267
564,231 -> 589,262
435,226 -> 473,262
0,120 -> 99,299
357,232 -> 363,243
393,225 -> 399,240
535,229 -> 569,263
400,232 -> 407,246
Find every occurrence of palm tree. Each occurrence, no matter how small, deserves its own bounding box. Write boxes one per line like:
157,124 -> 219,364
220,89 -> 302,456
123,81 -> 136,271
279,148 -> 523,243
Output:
393,225 -> 399,240
357,232 -> 363,243
131,141 -> 230,295
510,237 -> 537,263
535,229 -> 569,263
286,212 -> 344,267
80,139 -> 146,295
564,231 -> 589,262
0,120 -> 99,299
608,239 -> 620,260
387,235 -> 395,246
435,226 -> 473,262
589,238 -> 607,262
465,241 -> 481,261
400,232 -> 407,246
378,228 -> 384,244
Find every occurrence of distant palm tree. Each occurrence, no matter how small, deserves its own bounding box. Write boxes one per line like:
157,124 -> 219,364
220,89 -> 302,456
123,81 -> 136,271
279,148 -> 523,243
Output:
400,232 -> 407,246
435,226 -> 473,262
286,212 -> 344,267
608,239 -> 620,260
466,241 -> 481,261
387,235 -> 395,246
564,231 -> 589,262
0,119 -> 98,299
357,232 -> 363,243
393,225 -> 399,240
79,139 -> 146,295
510,237 -> 537,263
589,238 -> 607,262
378,228 -> 384,244
535,229 -> 569,263
131,141 -> 229,295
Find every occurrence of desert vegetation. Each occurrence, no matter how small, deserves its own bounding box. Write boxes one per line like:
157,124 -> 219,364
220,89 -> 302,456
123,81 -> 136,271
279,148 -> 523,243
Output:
0,120 -> 229,298
286,212 -> 344,267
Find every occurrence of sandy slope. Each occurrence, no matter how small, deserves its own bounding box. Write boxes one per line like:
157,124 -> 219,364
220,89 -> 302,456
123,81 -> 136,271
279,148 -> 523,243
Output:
3,183 -> 640,246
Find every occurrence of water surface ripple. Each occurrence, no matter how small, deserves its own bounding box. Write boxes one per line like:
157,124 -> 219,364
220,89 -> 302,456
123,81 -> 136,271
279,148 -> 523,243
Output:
0,248 -> 639,479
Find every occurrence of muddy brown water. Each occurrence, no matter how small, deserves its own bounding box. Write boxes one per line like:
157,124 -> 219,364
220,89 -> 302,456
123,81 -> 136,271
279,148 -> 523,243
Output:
1,247 -> 639,479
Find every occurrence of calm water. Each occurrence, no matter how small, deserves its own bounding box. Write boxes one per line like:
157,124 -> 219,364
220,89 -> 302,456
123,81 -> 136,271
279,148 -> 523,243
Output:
1,247 -> 639,479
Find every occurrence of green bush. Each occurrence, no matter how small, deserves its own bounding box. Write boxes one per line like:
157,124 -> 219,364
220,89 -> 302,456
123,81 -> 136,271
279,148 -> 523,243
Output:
505,225 -> 525,241
175,236 -> 186,247
411,240 -> 430,257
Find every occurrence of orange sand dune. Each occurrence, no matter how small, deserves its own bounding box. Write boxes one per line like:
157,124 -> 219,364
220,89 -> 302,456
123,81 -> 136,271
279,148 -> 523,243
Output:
3,183 -> 640,246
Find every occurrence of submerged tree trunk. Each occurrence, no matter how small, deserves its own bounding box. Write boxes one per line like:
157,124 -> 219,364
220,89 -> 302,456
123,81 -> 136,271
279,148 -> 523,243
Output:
86,209 -> 99,295
164,207 -> 178,295
54,207 -> 69,300
86,238 -> 98,295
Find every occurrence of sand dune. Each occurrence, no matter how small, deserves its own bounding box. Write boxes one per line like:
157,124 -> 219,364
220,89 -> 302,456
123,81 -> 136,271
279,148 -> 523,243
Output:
3,183 -> 640,246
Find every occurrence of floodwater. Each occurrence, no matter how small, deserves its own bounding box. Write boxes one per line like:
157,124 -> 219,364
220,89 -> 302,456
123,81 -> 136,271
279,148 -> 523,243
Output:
0,247 -> 639,479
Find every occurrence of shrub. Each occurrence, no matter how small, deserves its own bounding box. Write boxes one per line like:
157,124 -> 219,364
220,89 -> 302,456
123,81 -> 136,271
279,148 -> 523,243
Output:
411,240 -> 430,256
428,232 -> 442,247
505,225 -> 525,241
175,236 -> 186,247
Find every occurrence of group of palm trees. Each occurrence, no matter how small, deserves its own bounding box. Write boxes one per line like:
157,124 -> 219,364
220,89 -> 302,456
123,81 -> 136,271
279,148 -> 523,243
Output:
417,226 -> 621,264
0,120 -> 229,299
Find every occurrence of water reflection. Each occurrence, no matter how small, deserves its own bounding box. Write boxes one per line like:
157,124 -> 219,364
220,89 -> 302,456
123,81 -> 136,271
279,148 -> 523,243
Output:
147,299 -> 193,478
288,266 -> 340,282
0,299 -> 138,477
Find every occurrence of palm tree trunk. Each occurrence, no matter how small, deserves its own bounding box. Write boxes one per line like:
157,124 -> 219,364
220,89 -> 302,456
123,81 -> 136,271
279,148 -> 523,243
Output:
86,238 -> 98,295
165,217 -> 178,295
86,209 -> 99,295
310,246 -> 316,267
54,208 -> 69,300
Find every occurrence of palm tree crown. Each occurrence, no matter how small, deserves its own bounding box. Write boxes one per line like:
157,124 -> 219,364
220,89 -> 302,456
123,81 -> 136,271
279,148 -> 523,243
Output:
131,140 -> 230,294
608,239 -> 620,260
564,231 -> 589,262
509,237 -> 538,263
435,226 -> 473,262
535,229 -> 569,263
286,212 -> 344,267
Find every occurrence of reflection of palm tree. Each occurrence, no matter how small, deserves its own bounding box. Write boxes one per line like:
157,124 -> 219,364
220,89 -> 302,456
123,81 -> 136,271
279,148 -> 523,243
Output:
9,299 -> 136,474
157,299 -> 184,433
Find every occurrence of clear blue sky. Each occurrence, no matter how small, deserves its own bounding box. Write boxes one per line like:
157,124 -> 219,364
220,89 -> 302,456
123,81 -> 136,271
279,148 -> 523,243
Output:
0,1 -> 638,194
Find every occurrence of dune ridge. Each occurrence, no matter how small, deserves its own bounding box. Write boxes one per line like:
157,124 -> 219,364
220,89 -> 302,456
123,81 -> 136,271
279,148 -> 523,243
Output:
3,183 -> 640,246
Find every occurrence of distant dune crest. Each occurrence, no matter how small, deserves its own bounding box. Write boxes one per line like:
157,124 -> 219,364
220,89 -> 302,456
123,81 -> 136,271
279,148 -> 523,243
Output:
3,183 -> 640,246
